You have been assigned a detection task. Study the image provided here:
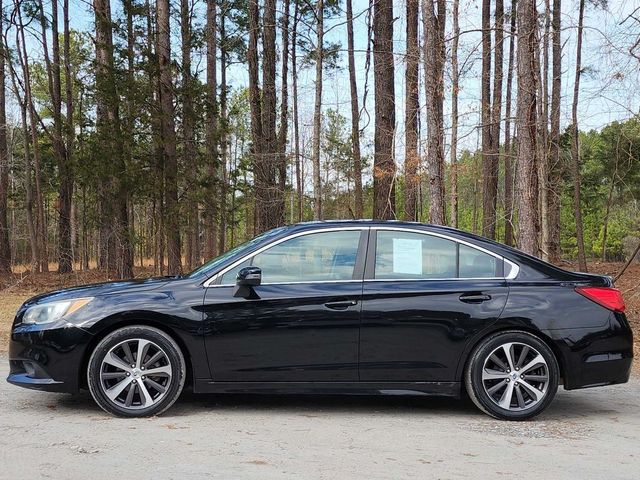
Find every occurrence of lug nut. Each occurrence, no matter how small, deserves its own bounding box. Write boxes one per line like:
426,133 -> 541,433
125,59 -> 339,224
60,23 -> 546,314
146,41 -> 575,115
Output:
126,372 -> 130,376
131,364 -> 135,368
133,379 -> 137,384
142,376 -> 146,380
506,378 -> 510,382
514,382 -> 519,386
141,367 -> 145,370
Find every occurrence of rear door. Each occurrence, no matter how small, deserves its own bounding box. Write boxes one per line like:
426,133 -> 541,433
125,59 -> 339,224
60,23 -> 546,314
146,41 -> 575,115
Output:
359,228 -> 509,382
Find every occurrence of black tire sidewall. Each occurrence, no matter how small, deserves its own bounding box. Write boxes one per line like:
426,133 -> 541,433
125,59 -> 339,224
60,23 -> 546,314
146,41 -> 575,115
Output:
87,325 -> 186,417
467,331 -> 559,420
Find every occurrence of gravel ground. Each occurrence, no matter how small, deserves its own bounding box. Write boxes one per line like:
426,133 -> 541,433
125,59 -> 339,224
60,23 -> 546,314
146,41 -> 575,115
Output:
1,359 -> 638,480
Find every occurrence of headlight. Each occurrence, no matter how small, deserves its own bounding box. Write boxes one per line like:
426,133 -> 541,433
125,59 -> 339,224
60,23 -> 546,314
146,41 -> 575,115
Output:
22,297 -> 94,325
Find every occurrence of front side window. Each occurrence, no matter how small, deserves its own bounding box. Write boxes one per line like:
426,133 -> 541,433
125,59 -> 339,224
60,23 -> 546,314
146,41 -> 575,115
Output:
374,230 -> 501,280
219,230 -> 362,284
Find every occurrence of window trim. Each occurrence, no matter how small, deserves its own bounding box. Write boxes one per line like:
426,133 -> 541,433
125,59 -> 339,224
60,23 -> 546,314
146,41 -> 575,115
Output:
203,227 -> 369,287
365,226 -> 519,281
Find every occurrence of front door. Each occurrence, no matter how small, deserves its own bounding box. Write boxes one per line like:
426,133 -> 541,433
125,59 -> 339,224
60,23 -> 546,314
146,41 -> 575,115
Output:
359,228 -> 509,382
203,228 -> 367,382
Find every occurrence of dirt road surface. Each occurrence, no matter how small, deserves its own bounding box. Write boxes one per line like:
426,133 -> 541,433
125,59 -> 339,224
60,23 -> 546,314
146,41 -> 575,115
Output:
0,359 -> 638,480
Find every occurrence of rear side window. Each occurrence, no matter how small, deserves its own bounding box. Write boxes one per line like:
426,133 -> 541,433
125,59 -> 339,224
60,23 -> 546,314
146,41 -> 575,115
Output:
374,231 -> 501,280
375,231 -> 457,279
459,244 -> 498,278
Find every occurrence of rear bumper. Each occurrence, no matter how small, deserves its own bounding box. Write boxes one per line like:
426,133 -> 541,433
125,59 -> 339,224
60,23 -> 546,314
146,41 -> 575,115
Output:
548,312 -> 634,391
7,322 -> 93,394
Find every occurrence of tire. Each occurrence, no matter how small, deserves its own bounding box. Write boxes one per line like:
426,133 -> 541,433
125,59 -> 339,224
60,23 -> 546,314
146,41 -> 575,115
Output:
87,325 -> 186,417
465,331 -> 559,421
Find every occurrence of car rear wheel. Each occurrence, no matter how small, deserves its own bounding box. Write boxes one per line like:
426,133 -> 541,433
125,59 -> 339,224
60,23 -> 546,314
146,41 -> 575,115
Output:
87,326 -> 186,417
465,331 -> 559,420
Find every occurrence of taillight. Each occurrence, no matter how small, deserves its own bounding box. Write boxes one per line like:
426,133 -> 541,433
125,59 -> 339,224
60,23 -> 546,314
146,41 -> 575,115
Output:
575,286 -> 625,313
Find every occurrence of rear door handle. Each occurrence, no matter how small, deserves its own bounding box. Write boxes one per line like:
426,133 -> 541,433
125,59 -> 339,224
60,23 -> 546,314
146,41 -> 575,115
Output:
324,300 -> 358,310
459,293 -> 492,303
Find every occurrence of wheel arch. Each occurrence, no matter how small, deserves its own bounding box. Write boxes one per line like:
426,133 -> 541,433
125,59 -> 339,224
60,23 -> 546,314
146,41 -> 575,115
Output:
79,315 -> 195,390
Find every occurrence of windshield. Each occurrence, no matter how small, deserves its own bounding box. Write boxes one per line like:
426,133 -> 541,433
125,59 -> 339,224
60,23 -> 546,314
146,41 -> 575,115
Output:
185,226 -> 289,279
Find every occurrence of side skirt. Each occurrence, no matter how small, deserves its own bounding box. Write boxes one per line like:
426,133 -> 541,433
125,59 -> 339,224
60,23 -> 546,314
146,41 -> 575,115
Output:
193,380 -> 461,398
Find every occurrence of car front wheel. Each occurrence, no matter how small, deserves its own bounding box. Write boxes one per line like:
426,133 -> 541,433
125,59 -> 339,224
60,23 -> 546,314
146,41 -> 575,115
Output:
87,325 -> 186,417
465,331 -> 559,420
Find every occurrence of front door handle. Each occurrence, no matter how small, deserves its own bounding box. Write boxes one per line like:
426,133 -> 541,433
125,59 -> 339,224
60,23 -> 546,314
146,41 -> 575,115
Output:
324,300 -> 358,310
459,293 -> 492,303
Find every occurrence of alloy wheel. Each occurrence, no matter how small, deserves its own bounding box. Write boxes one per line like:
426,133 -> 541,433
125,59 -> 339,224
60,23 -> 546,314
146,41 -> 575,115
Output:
481,342 -> 550,411
99,338 -> 173,410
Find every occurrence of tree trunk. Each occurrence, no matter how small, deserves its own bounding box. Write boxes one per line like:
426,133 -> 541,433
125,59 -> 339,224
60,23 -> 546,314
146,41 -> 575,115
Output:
372,0 -> 397,220
156,0 -> 181,275
259,0 -> 280,230
206,0 -> 218,257
62,0 -> 74,272
277,0 -> 289,226
423,0 -> 445,224
43,0 -> 72,273
515,0 -> 539,255
18,6 -> 48,272
346,0 -> 363,219
219,2 -> 228,254
571,0 -> 587,271
481,0 -> 498,239
404,0 -> 420,221
503,0 -> 517,246
449,0 -> 460,228
547,0 -> 562,262
94,0 -> 133,278
182,0 -> 198,269
291,1 -> 302,221
0,0 -> 10,274
490,0 -> 504,238
538,0 -> 551,260
311,0 -> 324,220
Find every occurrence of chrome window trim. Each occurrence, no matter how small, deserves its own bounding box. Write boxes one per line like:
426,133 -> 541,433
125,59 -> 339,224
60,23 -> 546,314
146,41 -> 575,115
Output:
202,225 -> 520,288
370,226 -> 520,281
203,227 -> 369,287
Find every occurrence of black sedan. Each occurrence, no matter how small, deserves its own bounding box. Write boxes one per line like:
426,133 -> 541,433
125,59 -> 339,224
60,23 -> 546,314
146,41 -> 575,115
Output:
7,221 -> 633,420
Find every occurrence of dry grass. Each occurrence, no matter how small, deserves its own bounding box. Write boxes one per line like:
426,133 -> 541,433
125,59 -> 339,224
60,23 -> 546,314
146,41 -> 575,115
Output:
1,262 -> 639,368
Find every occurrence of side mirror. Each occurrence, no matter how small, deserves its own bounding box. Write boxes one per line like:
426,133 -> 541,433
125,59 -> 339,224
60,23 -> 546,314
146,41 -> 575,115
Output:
233,266 -> 262,298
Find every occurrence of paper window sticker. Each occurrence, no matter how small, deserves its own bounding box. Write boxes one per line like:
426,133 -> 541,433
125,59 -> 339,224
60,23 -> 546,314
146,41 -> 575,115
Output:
392,238 -> 423,275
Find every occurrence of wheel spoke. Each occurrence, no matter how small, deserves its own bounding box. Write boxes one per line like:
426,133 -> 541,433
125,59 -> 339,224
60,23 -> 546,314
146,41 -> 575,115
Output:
121,341 -> 135,366
137,380 -> 154,406
520,354 -> 545,374
124,383 -> 136,407
144,365 -> 172,376
135,339 -> 151,368
144,378 -> 166,394
482,369 -> 509,381
103,352 -> 132,372
516,345 -> 530,369
488,353 -> 509,372
105,377 -> 133,401
143,350 -> 164,368
518,379 -> 544,402
515,385 -> 526,409
486,379 -> 508,396
502,343 -> 516,371
498,381 -> 515,409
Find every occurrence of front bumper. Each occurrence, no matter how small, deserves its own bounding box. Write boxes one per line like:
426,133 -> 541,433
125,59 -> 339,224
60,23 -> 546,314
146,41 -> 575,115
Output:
7,322 -> 94,393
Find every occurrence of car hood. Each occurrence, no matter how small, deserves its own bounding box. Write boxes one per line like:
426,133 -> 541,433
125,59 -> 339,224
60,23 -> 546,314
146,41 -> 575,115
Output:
22,276 -> 178,307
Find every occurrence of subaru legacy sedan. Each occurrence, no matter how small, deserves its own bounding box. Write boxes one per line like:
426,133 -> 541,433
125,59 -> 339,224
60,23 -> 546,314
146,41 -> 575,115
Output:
7,221 -> 633,420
